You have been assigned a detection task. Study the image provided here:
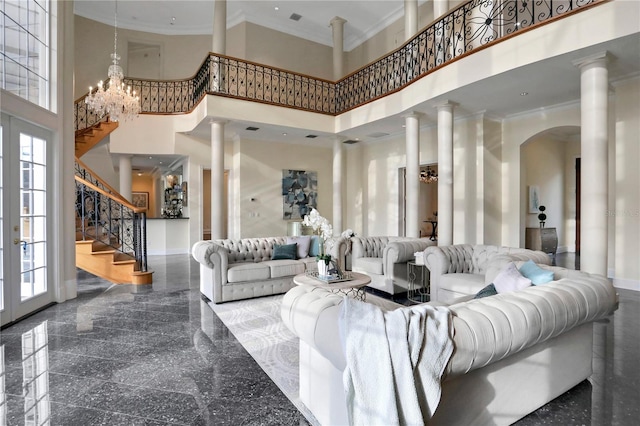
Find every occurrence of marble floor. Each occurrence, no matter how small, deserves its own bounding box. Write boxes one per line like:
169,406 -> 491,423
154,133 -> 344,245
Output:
0,252 -> 638,425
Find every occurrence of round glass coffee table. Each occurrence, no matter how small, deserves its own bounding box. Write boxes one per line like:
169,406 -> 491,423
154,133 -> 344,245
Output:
293,271 -> 371,301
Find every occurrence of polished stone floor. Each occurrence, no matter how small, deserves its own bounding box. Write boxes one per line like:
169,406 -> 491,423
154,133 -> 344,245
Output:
0,252 -> 638,425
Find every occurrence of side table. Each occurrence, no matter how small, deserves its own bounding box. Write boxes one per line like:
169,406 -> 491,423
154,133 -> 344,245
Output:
407,261 -> 430,303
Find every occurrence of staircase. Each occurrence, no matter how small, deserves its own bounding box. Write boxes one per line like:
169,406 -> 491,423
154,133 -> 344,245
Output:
75,120 -> 119,157
74,120 -> 152,285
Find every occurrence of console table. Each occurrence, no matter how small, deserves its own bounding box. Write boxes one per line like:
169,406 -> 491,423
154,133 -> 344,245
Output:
525,227 -> 558,256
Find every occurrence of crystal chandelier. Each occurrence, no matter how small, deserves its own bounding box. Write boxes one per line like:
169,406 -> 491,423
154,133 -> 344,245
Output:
419,166 -> 438,184
85,0 -> 140,122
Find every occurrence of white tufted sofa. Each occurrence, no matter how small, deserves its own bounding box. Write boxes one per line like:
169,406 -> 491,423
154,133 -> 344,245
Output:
281,264 -> 617,425
349,236 -> 437,295
192,237 -> 325,304
424,244 -> 551,303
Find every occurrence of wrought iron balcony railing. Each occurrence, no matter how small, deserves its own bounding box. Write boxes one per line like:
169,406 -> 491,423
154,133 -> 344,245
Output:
74,0 -> 603,130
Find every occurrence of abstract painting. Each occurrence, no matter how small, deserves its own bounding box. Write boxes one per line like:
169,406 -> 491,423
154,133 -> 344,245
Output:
282,169 -> 317,220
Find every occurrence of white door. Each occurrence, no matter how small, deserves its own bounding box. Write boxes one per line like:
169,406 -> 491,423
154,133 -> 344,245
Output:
1,116 -> 54,326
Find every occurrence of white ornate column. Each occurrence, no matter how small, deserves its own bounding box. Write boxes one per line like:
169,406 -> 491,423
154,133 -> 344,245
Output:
404,0 -> 418,40
573,52 -> 609,275
436,101 -> 455,245
405,113 -> 420,238
212,0 -> 226,54
211,120 -> 226,239
119,154 -> 132,201
330,16 -> 347,80
333,137 -> 344,235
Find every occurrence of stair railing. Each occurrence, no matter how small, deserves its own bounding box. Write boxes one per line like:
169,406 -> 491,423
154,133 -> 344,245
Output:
75,160 -> 148,273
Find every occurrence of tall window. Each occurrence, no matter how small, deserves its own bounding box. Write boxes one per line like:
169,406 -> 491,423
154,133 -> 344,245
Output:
0,0 -> 50,109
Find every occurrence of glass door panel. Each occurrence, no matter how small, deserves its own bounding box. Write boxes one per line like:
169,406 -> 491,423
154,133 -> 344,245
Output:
1,116 -> 52,326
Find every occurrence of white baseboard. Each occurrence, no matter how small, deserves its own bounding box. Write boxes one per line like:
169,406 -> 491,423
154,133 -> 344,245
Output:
612,276 -> 640,292
557,246 -> 569,253
148,248 -> 189,256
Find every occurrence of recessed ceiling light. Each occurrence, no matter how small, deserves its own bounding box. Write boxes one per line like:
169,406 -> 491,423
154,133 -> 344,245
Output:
282,132 -> 287,136
520,92 -> 529,96
137,172 -> 142,176
148,156 -> 153,159
274,6 -> 279,11
159,161 -> 163,164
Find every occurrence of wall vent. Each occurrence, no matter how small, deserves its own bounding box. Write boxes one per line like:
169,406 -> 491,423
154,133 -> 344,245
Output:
305,134 -> 317,138
246,126 -> 259,131
289,13 -> 302,21
343,140 -> 359,144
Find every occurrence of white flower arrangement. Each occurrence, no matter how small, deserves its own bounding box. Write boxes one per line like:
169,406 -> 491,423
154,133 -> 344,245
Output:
302,208 -> 333,240
341,229 -> 356,238
302,208 -> 333,262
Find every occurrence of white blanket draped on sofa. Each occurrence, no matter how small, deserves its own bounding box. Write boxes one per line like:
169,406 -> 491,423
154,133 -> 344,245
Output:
339,298 -> 454,425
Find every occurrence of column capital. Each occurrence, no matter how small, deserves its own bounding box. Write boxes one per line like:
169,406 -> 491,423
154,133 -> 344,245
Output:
209,118 -> 228,126
572,51 -> 609,69
330,16 -> 347,27
434,100 -> 457,111
403,111 -> 422,119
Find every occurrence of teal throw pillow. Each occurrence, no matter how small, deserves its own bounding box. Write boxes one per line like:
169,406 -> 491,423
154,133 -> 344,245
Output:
519,260 -> 554,285
272,243 -> 298,260
474,283 -> 498,299
308,236 -> 320,257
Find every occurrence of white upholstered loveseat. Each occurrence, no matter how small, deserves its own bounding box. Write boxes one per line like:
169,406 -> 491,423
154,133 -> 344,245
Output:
347,236 -> 437,295
424,244 -> 551,303
192,236 -> 330,304
281,264 -> 617,425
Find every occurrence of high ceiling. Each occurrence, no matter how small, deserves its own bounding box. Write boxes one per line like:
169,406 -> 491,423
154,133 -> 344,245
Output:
76,2 -> 640,175
74,0 -> 411,51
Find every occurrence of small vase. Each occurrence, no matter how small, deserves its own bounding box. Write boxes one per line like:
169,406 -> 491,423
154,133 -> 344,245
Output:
317,260 -> 329,277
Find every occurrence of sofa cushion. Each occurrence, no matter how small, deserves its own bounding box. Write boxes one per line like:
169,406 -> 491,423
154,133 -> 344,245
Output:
227,262 -> 271,283
272,243 -> 298,260
440,273 -> 486,296
263,259 -> 305,278
473,283 -> 498,299
300,257 -> 319,271
287,236 -> 312,258
353,257 -> 383,275
493,262 -> 532,293
519,260 -> 554,285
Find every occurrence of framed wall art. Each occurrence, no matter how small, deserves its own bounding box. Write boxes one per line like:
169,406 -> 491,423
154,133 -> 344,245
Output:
282,169 -> 317,220
131,192 -> 149,209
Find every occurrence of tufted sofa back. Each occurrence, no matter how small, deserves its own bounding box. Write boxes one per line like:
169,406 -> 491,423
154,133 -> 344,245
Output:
430,244 -> 550,275
213,237 -> 289,263
351,237 -> 390,259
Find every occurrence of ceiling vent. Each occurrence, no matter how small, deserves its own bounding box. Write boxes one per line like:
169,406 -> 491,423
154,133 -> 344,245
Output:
246,126 -> 259,131
305,134 -> 317,138
367,132 -> 389,138
289,13 -> 302,21
343,140 -> 359,144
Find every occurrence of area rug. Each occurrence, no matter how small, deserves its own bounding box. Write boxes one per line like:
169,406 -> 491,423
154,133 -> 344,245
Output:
207,295 -> 319,424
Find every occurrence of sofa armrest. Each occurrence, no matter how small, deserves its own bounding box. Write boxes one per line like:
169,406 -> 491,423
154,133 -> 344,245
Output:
384,239 -> 436,273
326,237 -> 347,271
191,241 -> 229,300
281,285 -> 346,370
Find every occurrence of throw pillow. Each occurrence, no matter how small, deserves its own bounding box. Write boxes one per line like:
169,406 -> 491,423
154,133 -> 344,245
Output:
473,283 -> 498,299
519,260 -> 555,285
493,262 -> 532,294
286,236 -> 312,258
272,243 -> 298,260
309,236 -> 321,257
